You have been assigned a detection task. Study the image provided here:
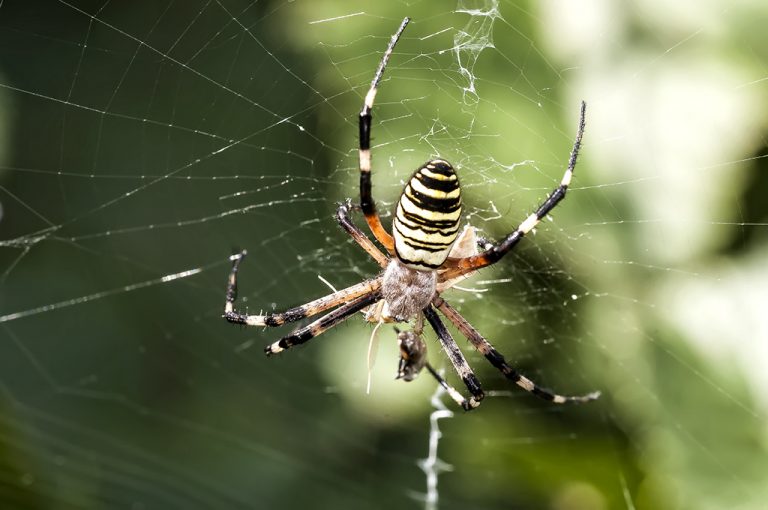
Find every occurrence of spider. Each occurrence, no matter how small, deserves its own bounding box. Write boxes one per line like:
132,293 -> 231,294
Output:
224,17 -> 600,411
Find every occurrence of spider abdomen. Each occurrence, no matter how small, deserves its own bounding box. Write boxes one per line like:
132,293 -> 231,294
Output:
393,159 -> 462,269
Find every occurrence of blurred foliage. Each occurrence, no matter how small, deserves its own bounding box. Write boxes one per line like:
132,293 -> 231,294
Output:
0,0 -> 767,509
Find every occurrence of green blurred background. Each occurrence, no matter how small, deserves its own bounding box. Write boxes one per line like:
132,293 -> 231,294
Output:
1,1 -> 766,509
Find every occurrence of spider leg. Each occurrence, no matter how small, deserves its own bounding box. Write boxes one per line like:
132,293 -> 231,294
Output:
440,101 -> 587,281
335,200 -> 389,268
422,306 -> 484,411
224,250 -> 382,326
265,291 -> 382,355
433,296 -> 600,404
423,363 -> 475,411
395,326 -> 475,409
358,17 -> 410,253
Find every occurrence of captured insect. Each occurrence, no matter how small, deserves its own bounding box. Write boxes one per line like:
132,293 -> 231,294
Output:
224,17 -> 599,410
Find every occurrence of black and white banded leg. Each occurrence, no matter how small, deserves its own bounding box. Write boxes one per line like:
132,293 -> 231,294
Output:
224,250 -> 382,327
434,296 -> 600,404
395,328 -> 469,409
335,201 -> 389,268
423,306 -> 484,410
441,101 -> 587,280
358,17 -> 410,252
265,291 -> 382,355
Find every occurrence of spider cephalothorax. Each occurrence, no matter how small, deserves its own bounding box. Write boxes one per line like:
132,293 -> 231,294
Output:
381,258 -> 436,322
223,17 -> 599,411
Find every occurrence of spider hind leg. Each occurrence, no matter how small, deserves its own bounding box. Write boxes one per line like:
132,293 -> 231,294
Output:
441,101 -> 588,280
358,17 -> 411,252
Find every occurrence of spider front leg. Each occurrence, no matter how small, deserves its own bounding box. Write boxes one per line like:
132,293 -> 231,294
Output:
423,306 -> 484,410
396,328 -> 474,411
223,250 -> 382,327
441,101 -> 587,281
358,17 -> 410,254
433,296 -> 600,404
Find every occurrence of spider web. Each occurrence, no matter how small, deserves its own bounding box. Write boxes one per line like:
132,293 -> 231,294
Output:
1,0 -> 767,509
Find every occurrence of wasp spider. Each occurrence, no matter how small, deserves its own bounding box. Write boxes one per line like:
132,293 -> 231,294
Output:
224,17 -> 600,410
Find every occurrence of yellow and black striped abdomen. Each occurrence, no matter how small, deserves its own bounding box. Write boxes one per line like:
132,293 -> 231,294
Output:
393,159 -> 462,269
